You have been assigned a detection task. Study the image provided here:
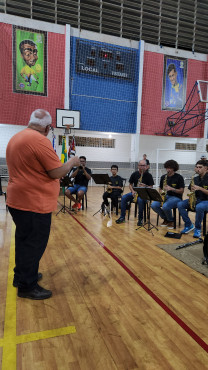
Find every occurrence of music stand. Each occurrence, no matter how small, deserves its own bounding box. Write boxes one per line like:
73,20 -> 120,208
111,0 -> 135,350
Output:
92,174 -> 111,216
56,176 -> 73,216
133,187 -> 162,234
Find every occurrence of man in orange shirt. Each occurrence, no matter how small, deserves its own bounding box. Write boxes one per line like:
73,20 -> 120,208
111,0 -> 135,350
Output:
6,109 -> 80,300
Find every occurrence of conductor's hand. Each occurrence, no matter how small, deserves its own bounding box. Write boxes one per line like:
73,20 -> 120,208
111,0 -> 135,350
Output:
68,156 -> 80,167
47,156 -> 80,179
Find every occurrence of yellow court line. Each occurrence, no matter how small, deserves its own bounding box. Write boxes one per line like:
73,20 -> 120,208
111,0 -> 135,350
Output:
16,326 -> 76,344
2,223 -> 17,370
1,222 -> 76,370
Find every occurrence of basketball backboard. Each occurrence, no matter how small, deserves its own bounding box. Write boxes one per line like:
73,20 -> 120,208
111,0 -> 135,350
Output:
197,80 -> 208,103
56,109 -> 80,129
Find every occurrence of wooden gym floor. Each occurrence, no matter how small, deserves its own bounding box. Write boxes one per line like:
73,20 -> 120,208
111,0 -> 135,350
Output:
0,186 -> 208,370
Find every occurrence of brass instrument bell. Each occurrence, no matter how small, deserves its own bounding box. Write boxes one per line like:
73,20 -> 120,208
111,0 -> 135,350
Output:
107,182 -> 112,193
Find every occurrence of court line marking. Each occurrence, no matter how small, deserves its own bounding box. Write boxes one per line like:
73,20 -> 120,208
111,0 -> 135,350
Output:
0,223 -> 76,370
15,326 -> 76,345
68,211 -> 208,353
1,223 -> 17,370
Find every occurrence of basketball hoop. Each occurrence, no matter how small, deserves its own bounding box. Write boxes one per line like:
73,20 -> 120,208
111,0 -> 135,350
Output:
197,80 -> 208,103
56,109 -> 80,132
64,125 -> 71,135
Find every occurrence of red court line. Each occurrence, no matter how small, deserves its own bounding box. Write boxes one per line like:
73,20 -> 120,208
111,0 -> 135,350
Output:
63,208 -> 208,353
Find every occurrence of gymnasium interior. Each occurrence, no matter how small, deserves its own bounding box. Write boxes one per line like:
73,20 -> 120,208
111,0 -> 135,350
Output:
1,1 -> 208,369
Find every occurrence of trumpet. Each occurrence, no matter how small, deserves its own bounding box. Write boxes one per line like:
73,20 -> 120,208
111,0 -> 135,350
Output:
106,182 -> 112,193
133,171 -> 143,203
187,174 -> 196,211
161,174 -> 168,206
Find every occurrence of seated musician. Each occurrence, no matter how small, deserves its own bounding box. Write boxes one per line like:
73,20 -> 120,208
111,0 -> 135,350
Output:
116,159 -> 154,226
65,156 -> 91,210
101,165 -> 123,212
151,160 -> 184,229
178,160 -> 208,238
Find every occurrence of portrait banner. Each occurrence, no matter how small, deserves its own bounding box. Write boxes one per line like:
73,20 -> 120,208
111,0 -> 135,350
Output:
162,56 -> 187,111
13,26 -> 47,96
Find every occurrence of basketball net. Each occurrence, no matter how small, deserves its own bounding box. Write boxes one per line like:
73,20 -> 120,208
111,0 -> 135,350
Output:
64,125 -> 71,135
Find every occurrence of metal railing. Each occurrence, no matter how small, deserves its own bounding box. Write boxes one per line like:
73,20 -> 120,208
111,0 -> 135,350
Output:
0,165 -> 9,179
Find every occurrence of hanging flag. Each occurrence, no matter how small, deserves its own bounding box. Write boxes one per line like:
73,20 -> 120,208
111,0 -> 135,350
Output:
61,135 -> 67,163
68,143 -> 71,159
51,127 -> 56,152
68,135 -> 76,158
70,135 -> 76,157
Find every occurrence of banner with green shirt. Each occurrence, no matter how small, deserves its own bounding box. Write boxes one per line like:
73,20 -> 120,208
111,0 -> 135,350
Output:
13,26 -> 47,96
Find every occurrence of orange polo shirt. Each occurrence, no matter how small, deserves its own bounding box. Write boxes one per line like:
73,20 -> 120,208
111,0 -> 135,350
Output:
6,128 -> 63,213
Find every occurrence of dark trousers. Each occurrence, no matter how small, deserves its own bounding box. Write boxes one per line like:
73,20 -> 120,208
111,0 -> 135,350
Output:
103,191 -> 120,207
9,207 -> 51,291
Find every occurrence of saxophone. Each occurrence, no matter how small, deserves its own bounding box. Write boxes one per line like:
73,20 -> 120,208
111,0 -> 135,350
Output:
133,171 -> 143,203
161,174 -> 168,206
187,174 -> 196,211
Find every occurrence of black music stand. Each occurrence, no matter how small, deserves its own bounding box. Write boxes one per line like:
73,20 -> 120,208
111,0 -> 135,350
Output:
133,187 -> 162,234
92,174 -> 111,216
56,176 -> 73,216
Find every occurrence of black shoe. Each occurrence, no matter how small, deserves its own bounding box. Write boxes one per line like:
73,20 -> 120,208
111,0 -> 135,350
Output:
18,284 -> 52,300
137,219 -> 143,226
13,272 -> 43,287
116,217 -> 125,224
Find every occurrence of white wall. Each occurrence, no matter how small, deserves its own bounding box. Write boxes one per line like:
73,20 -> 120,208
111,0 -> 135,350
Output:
51,129 -> 132,163
139,134 -> 199,164
0,124 -> 132,163
1,126 -> 208,166
0,124 -> 25,158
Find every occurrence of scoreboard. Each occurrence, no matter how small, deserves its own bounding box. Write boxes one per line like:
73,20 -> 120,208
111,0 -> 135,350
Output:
76,39 -> 136,82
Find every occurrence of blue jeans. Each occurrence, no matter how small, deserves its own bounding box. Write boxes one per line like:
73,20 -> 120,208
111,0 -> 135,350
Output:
67,184 -> 87,194
151,195 -> 181,222
120,192 -> 146,220
178,199 -> 208,229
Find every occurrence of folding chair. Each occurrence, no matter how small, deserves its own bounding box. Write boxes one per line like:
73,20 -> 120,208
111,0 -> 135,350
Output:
156,208 -> 181,229
110,178 -> 126,216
